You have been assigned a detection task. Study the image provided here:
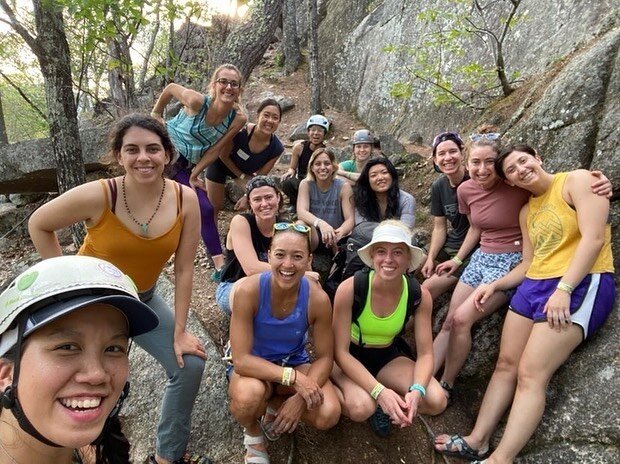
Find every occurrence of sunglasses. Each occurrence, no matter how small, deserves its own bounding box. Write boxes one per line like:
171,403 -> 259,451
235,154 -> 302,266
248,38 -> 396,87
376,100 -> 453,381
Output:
432,131 -> 464,148
273,222 -> 311,247
215,78 -> 240,89
469,133 -> 501,142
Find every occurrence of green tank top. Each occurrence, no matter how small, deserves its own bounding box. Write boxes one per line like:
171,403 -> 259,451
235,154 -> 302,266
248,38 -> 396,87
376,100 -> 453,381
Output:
350,270 -> 408,346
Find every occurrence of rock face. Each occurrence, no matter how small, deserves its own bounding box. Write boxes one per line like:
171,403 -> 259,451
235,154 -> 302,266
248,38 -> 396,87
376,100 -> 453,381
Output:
0,127 -> 108,194
123,277 -> 240,463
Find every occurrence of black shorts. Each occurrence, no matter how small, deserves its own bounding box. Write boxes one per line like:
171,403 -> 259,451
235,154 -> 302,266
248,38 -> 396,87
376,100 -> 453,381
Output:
349,338 -> 413,377
205,158 -> 237,184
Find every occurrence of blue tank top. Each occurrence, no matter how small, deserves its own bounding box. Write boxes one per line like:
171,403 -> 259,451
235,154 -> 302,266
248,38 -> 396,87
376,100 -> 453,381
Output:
167,95 -> 236,165
251,272 -> 310,366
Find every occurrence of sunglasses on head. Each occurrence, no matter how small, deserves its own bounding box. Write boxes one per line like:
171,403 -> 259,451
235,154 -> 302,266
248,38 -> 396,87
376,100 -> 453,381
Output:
469,133 -> 501,142
273,222 -> 310,234
432,131 -> 464,148
216,78 -> 240,89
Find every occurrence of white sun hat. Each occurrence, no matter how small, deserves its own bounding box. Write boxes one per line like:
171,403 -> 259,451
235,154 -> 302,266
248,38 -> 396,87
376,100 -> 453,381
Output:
357,222 -> 425,272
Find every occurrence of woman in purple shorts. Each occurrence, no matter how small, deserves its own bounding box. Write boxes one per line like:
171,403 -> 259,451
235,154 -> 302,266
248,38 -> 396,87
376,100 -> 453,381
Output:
434,144 -> 615,463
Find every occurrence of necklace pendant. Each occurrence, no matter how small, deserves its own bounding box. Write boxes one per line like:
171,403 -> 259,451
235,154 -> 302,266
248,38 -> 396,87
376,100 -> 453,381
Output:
141,223 -> 148,234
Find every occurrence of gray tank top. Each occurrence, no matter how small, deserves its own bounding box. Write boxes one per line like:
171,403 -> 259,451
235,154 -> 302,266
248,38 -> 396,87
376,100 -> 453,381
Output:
309,178 -> 345,229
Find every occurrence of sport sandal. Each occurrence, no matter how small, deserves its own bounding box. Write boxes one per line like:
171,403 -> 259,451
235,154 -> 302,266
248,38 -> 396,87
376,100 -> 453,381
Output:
259,406 -> 281,441
243,431 -> 270,464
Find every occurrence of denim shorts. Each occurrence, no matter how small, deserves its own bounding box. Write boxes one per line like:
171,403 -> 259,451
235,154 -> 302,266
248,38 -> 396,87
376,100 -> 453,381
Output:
510,273 -> 615,339
216,281 -> 234,315
460,249 -> 522,292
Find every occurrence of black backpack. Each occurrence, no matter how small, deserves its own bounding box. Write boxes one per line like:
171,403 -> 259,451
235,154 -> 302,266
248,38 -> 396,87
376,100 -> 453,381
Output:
324,222 -> 379,303
351,268 -> 422,346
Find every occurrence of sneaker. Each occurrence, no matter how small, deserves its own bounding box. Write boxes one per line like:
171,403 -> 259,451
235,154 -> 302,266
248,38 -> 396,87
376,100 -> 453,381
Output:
146,453 -> 213,464
368,405 -> 391,437
211,268 -> 222,282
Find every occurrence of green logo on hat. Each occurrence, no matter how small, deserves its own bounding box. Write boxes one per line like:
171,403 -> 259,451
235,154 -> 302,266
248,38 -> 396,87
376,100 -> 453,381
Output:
17,271 -> 38,291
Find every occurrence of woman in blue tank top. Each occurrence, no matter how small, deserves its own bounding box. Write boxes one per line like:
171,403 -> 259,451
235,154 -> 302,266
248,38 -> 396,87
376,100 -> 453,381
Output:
228,223 -> 340,463
151,64 -> 247,276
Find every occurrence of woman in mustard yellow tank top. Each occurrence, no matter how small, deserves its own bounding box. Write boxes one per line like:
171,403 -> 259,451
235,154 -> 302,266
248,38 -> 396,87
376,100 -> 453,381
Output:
434,144 -> 615,463
331,220 -> 447,437
28,114 -> 211,464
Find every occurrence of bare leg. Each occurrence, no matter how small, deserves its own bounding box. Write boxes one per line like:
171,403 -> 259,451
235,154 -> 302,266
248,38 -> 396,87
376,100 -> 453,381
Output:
440,288 -> 508,387
432,281 -> 475,375
486,323 -> 582,464
423,272 -> 459,301
295,364 -> 341,430
435,311 -> 533,453
378,356 -> 447,416
330,364 -> 376,422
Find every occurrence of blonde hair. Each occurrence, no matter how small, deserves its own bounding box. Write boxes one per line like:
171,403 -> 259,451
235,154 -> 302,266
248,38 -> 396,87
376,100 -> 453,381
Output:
306,147 -> 339,182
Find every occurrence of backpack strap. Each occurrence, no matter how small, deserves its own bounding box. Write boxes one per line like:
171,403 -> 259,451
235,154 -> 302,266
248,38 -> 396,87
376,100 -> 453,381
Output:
397,273 -> 422,338
352,268 -> 371,346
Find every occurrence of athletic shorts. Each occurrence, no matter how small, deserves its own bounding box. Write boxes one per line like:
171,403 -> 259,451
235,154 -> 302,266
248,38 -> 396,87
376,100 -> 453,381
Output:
460,249 -> 522,294
205,158 -> 238,184
215,281 -> 234,315
428,245 -> 474,279
509,273 -> 615,339
349,338 -> 413,377
226,349 -> 310,379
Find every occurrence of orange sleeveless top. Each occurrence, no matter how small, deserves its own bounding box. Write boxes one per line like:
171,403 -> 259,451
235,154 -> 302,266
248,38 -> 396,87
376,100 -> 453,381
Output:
79,179 -> 184,292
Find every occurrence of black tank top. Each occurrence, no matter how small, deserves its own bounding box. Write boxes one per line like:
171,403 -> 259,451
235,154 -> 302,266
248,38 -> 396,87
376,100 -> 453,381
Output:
297,140 -> 325,179
220,213 -> 272,282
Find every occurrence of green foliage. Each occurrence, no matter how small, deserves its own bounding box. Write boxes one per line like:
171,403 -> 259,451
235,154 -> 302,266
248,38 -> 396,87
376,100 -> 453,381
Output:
0,83 -> 48,143
385,0 -> 526,110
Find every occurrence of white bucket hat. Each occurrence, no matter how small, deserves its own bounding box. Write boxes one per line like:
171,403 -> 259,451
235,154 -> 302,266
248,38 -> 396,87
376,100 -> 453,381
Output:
357,222 -> 424,272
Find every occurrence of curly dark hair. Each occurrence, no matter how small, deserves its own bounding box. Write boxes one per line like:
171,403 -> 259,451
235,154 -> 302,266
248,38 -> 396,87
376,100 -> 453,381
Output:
354,157 -> 401,222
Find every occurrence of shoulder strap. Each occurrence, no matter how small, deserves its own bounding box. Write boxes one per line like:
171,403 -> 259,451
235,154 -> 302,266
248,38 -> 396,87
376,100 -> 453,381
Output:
106,178 -> 118,214
352,268 -> 371,346
398,274 -> 422,337
173,180 -> 183,214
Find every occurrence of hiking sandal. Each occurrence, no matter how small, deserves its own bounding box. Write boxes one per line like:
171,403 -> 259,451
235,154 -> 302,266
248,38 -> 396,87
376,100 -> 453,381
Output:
436,434 -> 490,461
243,432 -> 270,464
440,381 -> 453,406
259,406 -> 281,441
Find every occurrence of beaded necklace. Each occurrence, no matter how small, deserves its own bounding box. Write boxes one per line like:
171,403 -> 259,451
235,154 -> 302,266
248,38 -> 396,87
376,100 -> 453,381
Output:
121,175 -> 166,235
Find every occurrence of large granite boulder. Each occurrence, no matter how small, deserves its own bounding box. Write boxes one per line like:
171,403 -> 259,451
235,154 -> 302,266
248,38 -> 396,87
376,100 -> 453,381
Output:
123,277 -> 240,463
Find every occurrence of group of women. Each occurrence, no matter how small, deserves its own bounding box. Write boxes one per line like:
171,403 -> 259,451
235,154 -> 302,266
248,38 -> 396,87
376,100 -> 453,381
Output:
0,62 -> 613,464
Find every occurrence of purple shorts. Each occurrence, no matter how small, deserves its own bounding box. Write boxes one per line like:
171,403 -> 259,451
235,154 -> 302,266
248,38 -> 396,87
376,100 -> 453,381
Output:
509,273 -> 615,339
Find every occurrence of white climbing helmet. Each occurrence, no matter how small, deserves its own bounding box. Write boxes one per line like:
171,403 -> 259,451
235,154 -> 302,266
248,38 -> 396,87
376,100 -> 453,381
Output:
0,255 -> 159,356
352,129 -> 374,145
306,114 -> 330,132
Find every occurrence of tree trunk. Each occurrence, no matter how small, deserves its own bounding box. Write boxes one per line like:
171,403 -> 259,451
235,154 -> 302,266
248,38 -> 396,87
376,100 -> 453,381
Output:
307,0 -> 322,114
33,0 -> 86,245
216,0 -> 283,82
138,0 -> 162,91
496,42 -> 513,97
0,91 -> 9,145
108,36 -> 137,114
282,1 -> 301,75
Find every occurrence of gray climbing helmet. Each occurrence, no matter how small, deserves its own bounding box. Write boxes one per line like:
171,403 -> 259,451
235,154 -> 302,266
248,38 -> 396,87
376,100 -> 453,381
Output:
352,129 -> 373,145
0,255 -> 159,356
306,114 -> 330,132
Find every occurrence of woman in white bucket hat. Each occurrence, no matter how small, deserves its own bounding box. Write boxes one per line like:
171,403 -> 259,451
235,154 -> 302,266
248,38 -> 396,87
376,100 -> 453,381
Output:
331,220 -> 446,437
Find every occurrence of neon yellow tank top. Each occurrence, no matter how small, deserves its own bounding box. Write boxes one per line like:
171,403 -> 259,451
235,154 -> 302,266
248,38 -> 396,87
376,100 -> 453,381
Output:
350,270 -> 408,346
526,172 -> 614,278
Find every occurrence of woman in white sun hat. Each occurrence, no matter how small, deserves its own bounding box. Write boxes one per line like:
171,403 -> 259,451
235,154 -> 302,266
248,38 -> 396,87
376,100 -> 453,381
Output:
0,255 -> 159,464
330,220 -> 446,438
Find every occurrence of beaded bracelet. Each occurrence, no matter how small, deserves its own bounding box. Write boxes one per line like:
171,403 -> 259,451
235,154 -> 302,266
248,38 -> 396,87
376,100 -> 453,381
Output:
370,383 -> 385,400
408,383 -> 426,398
281,367 -> 293,386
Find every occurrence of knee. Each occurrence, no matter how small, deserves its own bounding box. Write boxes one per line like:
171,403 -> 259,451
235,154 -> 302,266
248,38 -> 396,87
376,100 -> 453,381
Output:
181,355 -> 206,379
451,311 -> 472,331
440,315 -> 454,332
345,396 -> 375,422
423,392 -> 447,416
494,352 -> 519,378
313,403 -> 341,430
516,360 -> 547,391
229,383 -> 266,419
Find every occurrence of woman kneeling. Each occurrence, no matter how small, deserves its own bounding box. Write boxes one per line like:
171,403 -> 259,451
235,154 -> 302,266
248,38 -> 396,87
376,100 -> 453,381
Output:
331,220 -> 446,438
228,223 -> 341,463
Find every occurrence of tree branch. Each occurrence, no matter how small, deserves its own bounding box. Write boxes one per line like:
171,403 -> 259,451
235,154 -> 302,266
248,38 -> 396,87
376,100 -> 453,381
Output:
0,71 -> 47,121
0,0 -> 42,56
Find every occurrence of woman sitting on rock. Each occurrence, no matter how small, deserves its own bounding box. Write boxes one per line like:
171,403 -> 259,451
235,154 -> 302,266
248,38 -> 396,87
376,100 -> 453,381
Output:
297,147 -> 355,253
0,256 -> 159,464
337,129 -> 375,185
215,176 -> 319,314
228,222 -> 340,463
28,114 -> 208,464
435,144 -> 615,463
354,157 -> 416,229
331,220 -> 446,438
205,98 -> 285,221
